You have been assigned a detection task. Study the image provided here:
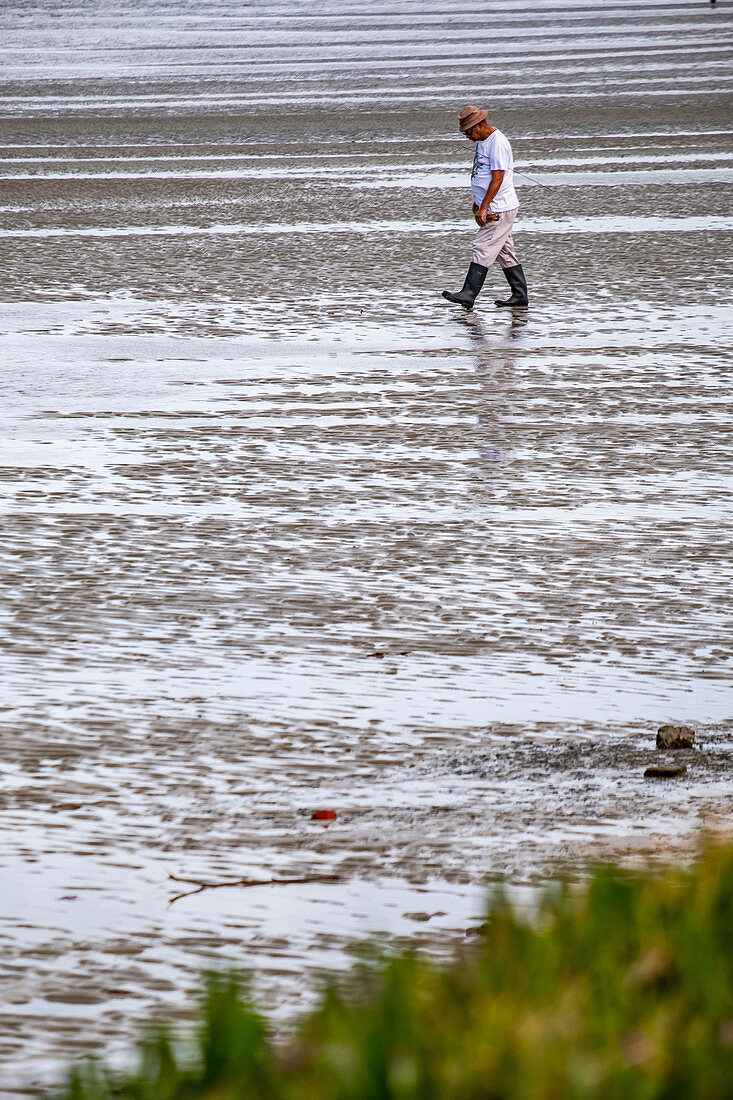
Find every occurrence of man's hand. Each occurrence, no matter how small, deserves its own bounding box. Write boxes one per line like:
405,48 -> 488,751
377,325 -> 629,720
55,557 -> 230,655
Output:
473,202 -> 486,227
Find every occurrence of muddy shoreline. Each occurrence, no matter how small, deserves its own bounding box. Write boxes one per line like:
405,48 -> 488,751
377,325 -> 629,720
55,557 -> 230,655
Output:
1,0 -> 732,1093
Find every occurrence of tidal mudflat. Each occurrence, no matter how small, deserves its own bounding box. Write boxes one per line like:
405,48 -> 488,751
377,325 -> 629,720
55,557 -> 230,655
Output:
1,0 -> 732,1093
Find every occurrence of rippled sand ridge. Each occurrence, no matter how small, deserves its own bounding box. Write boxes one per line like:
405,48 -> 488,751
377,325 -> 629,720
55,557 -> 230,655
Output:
1,0 -> 732,1093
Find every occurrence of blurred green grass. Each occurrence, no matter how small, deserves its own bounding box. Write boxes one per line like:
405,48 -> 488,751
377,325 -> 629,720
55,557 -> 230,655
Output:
53,842 -> 733,1099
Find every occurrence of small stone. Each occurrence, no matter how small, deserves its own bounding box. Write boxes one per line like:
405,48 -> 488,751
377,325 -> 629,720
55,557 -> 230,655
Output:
656,724 -> 695,750
644,764 -> 687,779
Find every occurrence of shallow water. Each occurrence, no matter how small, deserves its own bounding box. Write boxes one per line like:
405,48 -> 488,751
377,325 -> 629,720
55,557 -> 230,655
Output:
1,0 -> 733,1093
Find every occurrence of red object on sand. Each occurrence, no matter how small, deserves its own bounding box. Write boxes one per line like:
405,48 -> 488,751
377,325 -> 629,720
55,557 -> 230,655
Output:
311,809 -> 337,821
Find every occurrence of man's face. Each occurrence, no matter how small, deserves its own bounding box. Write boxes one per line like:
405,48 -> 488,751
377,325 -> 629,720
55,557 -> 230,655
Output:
464,121 -> 489,142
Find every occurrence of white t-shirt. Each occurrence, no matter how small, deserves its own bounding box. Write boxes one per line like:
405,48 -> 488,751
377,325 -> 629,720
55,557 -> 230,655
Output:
470,128 -> 519,212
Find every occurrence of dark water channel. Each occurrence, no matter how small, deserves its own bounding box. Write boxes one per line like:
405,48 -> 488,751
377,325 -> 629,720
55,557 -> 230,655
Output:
1,0 -> 732,1093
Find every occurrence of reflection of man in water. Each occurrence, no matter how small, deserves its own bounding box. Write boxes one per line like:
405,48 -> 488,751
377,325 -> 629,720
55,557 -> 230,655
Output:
442,105 -> 529,311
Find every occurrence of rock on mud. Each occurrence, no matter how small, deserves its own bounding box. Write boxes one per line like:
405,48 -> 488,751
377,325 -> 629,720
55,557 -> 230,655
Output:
644,764 -> 688,779
656,724 -> 695,750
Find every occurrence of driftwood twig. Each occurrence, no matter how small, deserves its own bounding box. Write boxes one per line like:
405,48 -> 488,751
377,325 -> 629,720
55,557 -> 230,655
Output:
167,871 -> 340,905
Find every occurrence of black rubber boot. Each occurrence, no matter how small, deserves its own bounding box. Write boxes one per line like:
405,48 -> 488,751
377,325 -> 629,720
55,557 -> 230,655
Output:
495,264 -> 529,307
442,262 -> 488,310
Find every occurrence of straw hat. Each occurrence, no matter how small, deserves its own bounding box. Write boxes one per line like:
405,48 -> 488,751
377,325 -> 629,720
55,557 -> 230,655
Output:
458,105 -> 487,132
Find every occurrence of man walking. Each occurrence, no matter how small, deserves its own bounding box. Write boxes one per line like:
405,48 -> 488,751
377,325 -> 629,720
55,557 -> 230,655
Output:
442,105 -> 529,310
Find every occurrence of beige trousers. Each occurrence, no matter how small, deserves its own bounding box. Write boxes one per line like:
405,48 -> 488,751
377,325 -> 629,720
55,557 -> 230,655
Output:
471,208 -> 519,268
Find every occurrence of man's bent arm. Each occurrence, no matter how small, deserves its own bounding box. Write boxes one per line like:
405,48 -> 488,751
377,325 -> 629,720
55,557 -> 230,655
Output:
476,170 -> 504,224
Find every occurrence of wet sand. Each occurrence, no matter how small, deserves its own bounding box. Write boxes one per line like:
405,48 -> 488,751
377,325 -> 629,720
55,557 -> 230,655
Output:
1,0 -> 733,1093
